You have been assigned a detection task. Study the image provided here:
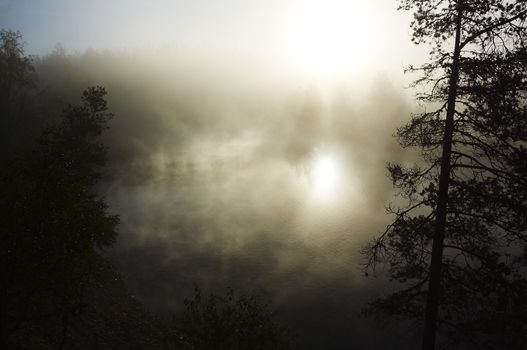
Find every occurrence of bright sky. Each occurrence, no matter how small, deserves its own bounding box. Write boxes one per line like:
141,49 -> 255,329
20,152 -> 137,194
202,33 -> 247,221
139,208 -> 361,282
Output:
0,0 -> 427,84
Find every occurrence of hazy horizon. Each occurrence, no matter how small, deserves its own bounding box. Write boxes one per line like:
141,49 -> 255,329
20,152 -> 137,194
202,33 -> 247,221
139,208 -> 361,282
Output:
2,1 -> 434,348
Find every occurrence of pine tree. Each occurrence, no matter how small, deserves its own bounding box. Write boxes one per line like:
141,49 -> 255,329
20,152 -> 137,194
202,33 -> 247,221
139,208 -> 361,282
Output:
0,86 -> 119,347
362,1 -> 527,349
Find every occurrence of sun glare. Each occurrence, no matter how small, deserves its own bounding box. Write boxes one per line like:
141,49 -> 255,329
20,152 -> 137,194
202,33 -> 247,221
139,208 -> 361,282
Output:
311,154 -> 341,197
285,0 -> 373,78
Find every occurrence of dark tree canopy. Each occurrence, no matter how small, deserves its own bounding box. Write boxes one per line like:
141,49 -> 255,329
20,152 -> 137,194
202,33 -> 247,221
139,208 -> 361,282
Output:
0,85 -> 119,346
0,31 -> 119,348
0,29 -> 36,158
0,29 -> 34,116
173,287 -> 295,350
363,1 -> 527,349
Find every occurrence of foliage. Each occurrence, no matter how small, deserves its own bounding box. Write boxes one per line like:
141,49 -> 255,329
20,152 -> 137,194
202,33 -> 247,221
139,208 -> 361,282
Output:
0,34 -> 119,345
362,1 -> 527,349
173,286 -> 295,350
0,29 -> 36,157
0,29 -> 34,114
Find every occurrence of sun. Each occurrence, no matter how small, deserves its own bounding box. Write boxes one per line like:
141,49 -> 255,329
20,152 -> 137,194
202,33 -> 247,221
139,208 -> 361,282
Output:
311,154 -> 341,197
285,0 -> 373,78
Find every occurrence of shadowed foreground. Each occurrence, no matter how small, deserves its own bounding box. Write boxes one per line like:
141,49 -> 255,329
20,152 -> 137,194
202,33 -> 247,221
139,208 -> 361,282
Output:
10,260 -> 168,350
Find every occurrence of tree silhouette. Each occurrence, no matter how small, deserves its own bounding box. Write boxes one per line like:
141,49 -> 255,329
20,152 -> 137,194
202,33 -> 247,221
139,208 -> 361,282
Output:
0,85 -> 119,347
173,286 -> 295,350
0,29 -> 36,159
362,1 -> 527,349
0,29 -> 34,115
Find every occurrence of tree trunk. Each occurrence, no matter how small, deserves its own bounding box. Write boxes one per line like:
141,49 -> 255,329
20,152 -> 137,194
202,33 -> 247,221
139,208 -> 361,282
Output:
421,3 -> 464,350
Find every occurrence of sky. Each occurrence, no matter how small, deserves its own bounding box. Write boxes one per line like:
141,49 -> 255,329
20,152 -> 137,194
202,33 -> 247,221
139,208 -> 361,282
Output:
1,1 -> 434,348
1,0 -> 428,85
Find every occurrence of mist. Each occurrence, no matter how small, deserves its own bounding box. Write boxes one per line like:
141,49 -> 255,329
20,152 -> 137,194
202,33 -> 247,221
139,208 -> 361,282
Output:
28,47 -> 422,348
